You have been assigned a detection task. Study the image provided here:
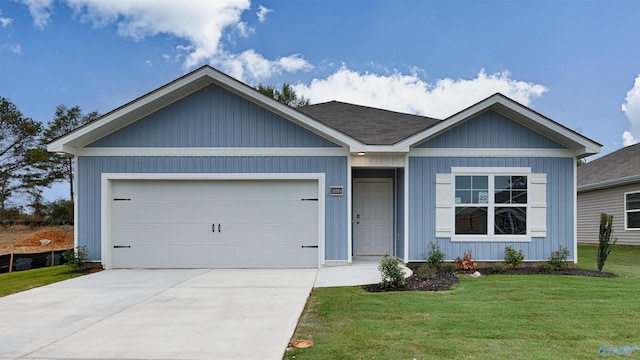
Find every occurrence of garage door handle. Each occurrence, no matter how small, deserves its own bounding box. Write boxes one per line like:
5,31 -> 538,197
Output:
114,245 -> 131,248
301,245 -> 318,248
218,224 -> 221,232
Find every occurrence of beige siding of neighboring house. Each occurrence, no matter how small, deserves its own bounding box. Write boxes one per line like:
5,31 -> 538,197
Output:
577,182 -> 640,246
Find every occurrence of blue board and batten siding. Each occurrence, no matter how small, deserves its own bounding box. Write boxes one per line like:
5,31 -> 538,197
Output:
88,84 -> 338,148
409,111 -> 575,262
77,83 -> 349,262
419,110 -> 566,149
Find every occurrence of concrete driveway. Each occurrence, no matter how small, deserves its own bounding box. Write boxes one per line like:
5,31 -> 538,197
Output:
0,269 -> 317,360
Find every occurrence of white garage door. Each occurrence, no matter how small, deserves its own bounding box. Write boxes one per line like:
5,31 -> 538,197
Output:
110,179 -> 319,268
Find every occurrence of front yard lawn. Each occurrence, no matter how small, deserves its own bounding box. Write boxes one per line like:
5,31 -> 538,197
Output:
0,266 -> 84,297
285,246 -> 640,359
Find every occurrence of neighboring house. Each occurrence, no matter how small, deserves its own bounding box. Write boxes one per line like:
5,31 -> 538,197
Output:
577,143 -> 640,246
48,65 -> 601,269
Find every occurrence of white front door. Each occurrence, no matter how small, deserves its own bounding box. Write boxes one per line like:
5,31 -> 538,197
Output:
353,178 -> 393,257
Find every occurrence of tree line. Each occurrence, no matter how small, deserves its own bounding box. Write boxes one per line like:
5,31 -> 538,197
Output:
1,83 -> 308,225
1,97 -> 98,225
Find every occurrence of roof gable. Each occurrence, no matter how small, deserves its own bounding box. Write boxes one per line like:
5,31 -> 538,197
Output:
417,110 -> 566,149
398,93 -> 601,157
48,66 -> 358,154
87,83 -> 339,148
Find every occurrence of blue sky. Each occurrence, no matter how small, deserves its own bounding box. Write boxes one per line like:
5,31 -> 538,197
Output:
1,0 -> 640,201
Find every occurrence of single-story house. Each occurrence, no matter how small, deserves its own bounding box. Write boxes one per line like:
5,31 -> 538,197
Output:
577,143 -> 640,246
48,65 -> 601,269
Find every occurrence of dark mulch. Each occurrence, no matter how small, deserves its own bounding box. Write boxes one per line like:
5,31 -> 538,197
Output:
362,266 -> 616,293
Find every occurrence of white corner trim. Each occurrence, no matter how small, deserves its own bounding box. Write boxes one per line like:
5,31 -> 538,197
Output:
403,153 -> 410,263
346,155 -> 353,264
100,172 -> 326,269
410,148 -> 576,158
78,147 -> 348,157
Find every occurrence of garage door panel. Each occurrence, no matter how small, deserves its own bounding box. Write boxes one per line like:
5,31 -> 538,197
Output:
110,179 -> 319,268
113,245 -> 317,269
113,223 -> 317,247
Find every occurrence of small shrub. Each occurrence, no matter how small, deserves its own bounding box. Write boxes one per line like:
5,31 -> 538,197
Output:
440,263 -> 457,273
597,212 -> 617,272
454,250 -> 477,271
378,255 -> 406,289
504,246 -> 524,268
426,242 -> 445,269
492,263 -> 505,273
537,263 -> 554,273
63,246 -> 89,273
548,246 -> 570,270
416,264 -> 437,280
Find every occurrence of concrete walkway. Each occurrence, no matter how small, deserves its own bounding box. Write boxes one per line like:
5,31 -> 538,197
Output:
315,261 -> 412,288
0,269 -> 316,360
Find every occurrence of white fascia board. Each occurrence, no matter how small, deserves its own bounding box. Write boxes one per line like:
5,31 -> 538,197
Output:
394,96 -> 499,150
50,69 -> 216,155
577,175 -> 640,193
77,147 -> 348,157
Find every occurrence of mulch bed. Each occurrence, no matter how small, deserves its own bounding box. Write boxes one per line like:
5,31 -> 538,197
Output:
363,266 -> 616,292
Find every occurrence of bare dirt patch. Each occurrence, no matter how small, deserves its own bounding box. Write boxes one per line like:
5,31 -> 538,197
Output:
0,225 -> 74,255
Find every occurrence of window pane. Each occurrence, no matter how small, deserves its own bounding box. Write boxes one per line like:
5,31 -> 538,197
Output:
473,190 -> 489,204
512,191 -> 527,204
628,212 -> 640,229
495,189 -> 510,204
495,176 -> 510,191
455,207 -> 488,234
456,176 -> 471,189
495,207 -> 526,235
626,193 -> 640,210
511,176 -> 527,189
455,190 -> 471,204
472,176 -> 488,190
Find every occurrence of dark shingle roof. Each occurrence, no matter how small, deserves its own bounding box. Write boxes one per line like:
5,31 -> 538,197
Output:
578,143 -> 640,187
298,101 -> 441,145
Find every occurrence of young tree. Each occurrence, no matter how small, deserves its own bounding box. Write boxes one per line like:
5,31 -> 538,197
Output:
35,105 -> 99,203
257,83 -> 310,107
0,97 -> 42,221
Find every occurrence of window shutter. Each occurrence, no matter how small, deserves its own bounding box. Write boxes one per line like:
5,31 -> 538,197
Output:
435,173 -> 453,238
530,173 -> 547,237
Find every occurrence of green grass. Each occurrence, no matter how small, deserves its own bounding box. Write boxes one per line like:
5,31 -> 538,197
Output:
285,246 -> 640,359
0,266 -> 84,297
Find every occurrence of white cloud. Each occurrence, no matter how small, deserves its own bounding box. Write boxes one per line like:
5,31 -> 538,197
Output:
0,10 -> 13,27
256,5 -> 273,23
17,0 -> 54,29
213,49 -> 313,83
1,42 -> 22,55
621,74 -> 640,147
294,67 -> 547,118
18,0 -> 312,80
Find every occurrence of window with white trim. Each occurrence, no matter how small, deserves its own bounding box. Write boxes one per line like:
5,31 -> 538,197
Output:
625,191 -> 640,230
455,174 -> 527,236
435,168 -> 546,241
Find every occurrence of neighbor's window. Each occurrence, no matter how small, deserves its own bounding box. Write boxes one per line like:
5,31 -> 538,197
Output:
455,174 -> 528,236
625,191 -> 640,230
